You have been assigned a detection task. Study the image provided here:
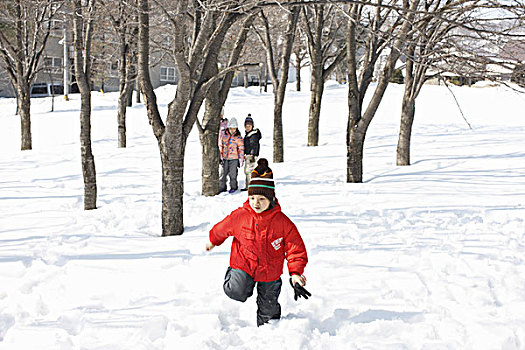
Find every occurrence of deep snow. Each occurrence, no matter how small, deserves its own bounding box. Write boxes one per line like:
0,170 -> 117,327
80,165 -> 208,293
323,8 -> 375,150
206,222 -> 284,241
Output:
0,80 -> 524,349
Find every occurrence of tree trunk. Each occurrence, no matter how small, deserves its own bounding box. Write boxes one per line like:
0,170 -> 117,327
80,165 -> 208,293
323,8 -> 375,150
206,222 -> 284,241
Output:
263,65 -> 269,92
201,83 -> 221,196
296,58 -> 301,91
307,66 -> 323,146
80,91 -> 97,210
160,140 -> 185,236
135,79 -> 141,103
14,88 -> 20,116
161,94 -> 189,236
17,83 -> 32,150
73,0 -> 97,210
346,90 -> 367,183
336,65 -> 344,84
259,65 -> 263,93
200,53 -> 221,197
347,110 -> 365,183
127,82 -> 133,107
397,44 -> 416,167
396,95 -> 415,166
117,39 -> 128,148
117,83 -> 128,148
138,0 -> 187,236
273,94 -> 285,163
302,4 -> 345,148
243,69 -> 249,88
346,56 -> 398,183
345,8 -> 362,183
263,66 -> 268,92
272,8 -> 299,163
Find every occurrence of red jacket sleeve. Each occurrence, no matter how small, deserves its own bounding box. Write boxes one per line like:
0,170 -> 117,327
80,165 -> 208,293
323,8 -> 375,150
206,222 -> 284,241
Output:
209,212 -> 235,247
284,220 -> 308,276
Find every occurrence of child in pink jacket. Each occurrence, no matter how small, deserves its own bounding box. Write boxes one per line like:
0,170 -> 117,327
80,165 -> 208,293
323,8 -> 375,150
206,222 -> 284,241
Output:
219,117 -> 244,193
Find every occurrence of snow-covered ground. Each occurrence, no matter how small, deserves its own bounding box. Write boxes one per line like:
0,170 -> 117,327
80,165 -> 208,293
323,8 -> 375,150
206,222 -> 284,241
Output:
0,81 -> 524,349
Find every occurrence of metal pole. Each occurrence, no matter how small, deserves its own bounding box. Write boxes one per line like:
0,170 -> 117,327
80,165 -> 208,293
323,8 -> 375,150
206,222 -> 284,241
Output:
63,25 -> 69,100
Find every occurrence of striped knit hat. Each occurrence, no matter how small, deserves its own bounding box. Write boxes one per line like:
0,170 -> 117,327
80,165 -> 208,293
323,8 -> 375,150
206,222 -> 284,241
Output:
248,158 -> 275,199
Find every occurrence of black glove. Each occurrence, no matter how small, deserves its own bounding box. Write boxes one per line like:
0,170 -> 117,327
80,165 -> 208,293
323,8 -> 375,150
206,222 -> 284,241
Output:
219,159 -> 224,165
289,278 -> 312,301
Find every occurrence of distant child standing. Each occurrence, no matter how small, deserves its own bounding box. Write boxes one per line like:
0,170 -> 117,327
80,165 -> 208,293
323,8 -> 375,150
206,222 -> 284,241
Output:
218,110 -> 228,180
220,117 -> 244,193
206,159 -> 311,326
242,114 -> 262,191
219,108 -> 228,141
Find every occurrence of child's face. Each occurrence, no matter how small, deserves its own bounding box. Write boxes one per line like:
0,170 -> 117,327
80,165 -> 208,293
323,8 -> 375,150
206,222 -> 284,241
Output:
245,124 -> 253,132
249,195 -> 271,213
228,127 -> 236,134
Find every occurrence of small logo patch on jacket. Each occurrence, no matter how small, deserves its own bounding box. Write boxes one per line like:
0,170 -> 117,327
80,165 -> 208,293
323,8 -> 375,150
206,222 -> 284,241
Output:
271,238 -> 283,251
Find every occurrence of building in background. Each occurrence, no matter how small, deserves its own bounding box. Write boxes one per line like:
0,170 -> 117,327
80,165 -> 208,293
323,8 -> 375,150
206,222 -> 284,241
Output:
0,17 -> 180,98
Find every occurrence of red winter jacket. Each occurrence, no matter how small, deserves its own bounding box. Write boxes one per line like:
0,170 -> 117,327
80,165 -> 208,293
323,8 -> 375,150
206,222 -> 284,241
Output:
209,200 -> 308,282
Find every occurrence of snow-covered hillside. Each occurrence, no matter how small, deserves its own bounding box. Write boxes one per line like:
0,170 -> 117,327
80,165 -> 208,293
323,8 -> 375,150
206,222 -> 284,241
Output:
0,81 -> 524,349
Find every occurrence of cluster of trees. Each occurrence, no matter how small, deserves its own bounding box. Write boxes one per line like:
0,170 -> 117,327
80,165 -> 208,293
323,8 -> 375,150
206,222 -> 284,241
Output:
1,0 -> 524,236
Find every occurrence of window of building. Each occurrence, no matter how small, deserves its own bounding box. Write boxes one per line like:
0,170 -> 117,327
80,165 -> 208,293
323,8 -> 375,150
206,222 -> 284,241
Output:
160,67 -> 176,81
31,83 -> 48,95
30,83 -> 63,97
50,84 -> 64,95
44,57 -> 63,68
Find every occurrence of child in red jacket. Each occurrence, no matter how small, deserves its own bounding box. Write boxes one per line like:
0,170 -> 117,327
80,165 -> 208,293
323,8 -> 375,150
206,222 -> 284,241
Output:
206,158 -> 310,326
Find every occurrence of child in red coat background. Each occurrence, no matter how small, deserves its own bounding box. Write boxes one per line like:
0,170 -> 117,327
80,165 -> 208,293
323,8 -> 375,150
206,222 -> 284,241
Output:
206,158 -> 310,326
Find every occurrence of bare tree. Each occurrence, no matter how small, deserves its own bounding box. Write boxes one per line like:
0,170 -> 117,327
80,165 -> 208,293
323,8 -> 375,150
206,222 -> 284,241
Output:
105,0 -> 138,148
302,4 -> 346,146
198,13 -> 257,196
138,0 -> 254,236
397,0 -> 525,165
255,6 -> 300,163
292,42 -> 308,91
396,0 -> 461,166
345,0 -> 419,182
0,0 -> 61,150
235,12 -> 267,91
71,0 -> 97,210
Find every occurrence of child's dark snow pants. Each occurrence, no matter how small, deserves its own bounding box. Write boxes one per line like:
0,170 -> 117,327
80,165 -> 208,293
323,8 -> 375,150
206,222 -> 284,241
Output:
219,159 -> 239,192
223,267 -> 282,326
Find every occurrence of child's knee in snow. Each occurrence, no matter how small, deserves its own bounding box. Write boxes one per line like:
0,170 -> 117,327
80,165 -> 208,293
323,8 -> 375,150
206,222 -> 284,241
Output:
224,285 -> 250,302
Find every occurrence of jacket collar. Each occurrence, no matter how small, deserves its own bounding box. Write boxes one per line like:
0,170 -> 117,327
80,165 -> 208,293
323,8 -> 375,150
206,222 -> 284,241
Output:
226,129 -> 241,137
245,128 -> 259,137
